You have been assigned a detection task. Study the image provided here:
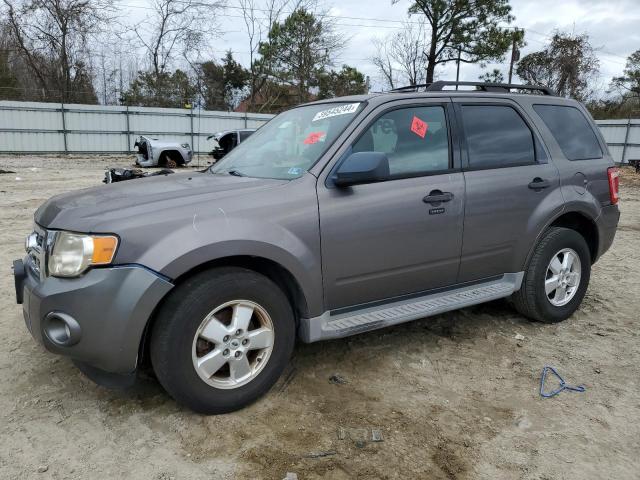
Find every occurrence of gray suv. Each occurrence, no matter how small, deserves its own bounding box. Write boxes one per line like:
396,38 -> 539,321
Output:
13,81 -> 620,414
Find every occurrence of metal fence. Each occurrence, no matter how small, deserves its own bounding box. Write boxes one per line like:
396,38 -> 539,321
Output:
0,100 -> 638,161
595,119 -> 640,164
0,101 -> 274,154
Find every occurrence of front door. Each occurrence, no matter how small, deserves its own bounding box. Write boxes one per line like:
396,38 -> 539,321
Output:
317,101 -> 465,310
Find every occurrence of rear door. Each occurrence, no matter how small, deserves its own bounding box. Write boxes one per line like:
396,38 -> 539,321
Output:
455,98 -> 563,282
317,99 -> 466,310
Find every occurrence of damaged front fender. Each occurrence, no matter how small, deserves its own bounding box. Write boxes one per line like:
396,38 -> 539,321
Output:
134,135 -> 192,167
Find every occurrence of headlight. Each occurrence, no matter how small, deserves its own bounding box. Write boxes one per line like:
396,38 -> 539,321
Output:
48,232 -> 118,277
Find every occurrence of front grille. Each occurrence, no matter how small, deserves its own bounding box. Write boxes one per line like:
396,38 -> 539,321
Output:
27,225 -> 47,278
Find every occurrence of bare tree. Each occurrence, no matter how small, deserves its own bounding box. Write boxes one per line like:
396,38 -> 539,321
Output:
390,18 -> 427,86
371,18 -> 427,89
134,0 -> 223,77
0,21 -> 26,100
371,37 -> 396,89
239,0 -> 286,110
2,0 -> 111,102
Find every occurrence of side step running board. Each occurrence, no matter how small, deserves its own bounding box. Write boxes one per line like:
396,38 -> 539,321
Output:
299,273 -> 523,342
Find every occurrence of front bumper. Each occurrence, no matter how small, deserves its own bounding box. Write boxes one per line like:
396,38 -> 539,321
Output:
15,258 -> 173,378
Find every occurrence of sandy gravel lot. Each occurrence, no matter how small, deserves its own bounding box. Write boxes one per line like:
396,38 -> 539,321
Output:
0,156 -> 639,480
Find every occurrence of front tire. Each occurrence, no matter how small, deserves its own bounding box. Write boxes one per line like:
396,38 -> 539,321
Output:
150,267 -> 295,414
159,153 -> 178,169
512,227 -> 591,323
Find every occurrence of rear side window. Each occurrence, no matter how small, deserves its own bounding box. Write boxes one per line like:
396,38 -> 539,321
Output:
461,105 -> 536,169
533,105 -> 603,160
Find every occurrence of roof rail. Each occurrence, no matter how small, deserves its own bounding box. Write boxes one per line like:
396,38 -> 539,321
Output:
389,81 -> 556,96
389,83 -> 434,92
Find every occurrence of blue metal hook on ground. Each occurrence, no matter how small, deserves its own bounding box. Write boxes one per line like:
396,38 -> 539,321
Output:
540,366 -> 586,398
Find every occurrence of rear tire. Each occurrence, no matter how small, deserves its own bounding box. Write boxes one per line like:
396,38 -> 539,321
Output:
512,227 -> 591,323
150,267 -> 295,414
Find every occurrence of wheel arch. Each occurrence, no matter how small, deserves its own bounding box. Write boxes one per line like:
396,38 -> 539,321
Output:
158,149 -> 184,165
549,211 -> 599,263
172,255 -> 310,318
525,210 -> 599,270
137,255 -> 309,368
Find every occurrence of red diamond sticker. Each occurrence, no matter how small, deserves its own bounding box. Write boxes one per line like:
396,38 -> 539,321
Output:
303,131 -> 326,144
410,116 -> 428,138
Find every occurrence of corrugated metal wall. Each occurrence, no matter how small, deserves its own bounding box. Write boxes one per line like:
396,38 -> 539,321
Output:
595,119 -> 640,164
0,101 -> 637,162
0,101 -> 274,154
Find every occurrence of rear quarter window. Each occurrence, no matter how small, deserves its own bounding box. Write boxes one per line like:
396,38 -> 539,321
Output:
533,105 -> 603,160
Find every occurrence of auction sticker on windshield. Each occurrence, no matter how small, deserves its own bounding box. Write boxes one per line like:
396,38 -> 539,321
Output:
312,103 -> 360,122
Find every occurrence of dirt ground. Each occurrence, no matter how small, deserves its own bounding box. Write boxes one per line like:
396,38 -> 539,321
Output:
0,155 -> 639,480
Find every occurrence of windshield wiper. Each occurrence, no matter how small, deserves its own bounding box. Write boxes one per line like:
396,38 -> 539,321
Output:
226,169 -> 245,177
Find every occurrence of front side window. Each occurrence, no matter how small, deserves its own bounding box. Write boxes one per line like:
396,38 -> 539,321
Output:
210,102 -> 363,179
461,105 -> 536,169
533,104 -> 603,160
352,105 -> 450,177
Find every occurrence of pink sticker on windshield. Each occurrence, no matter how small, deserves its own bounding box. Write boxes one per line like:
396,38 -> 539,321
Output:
304,131 -> 326,144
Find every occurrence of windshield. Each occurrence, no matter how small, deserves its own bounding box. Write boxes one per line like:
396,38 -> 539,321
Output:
210,102 -> 363,179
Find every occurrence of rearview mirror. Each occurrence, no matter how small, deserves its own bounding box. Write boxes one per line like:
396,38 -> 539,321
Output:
333,151 -> 390,187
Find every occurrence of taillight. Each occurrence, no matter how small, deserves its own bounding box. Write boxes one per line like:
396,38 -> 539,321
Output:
607,167 -> 620,205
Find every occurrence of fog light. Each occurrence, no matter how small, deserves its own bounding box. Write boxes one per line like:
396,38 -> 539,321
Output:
43,312 -> 81,346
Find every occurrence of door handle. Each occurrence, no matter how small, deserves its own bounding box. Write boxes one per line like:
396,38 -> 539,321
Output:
528,177 -> 551,190
423,190 -> 454,204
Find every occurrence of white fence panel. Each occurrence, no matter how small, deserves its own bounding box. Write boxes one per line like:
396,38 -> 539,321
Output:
3,131 -> 65,152
595,119 -> 640,163
67,132 -> 127,152
0,101 -> 274,154
0,102 -> 63,131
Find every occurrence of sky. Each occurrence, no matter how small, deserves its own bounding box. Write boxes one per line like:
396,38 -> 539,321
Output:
121,0 -> 640,94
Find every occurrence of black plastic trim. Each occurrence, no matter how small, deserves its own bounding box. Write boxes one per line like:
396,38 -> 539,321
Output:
13,259 -> 25,304
73,360 -> 137,389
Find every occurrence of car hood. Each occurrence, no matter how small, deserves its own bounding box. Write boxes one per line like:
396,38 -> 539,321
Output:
35,172 -> 289,231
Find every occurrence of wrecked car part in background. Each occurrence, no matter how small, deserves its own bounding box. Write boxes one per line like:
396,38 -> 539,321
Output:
134,136 -> 193,168
208,129 -> 256,160
103,167 -> 174,184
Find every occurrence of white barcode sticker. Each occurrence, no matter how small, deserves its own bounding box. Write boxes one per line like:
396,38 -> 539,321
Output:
312,103 -> 360,122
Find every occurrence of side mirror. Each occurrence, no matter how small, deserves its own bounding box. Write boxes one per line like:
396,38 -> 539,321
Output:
333,151 -> 390,187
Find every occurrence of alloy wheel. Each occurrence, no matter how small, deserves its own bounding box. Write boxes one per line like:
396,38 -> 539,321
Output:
545,248 -> 582,307
192,300 -> 274,389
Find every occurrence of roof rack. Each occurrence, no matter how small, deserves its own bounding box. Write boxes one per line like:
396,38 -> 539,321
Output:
389,81 -> 556,96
